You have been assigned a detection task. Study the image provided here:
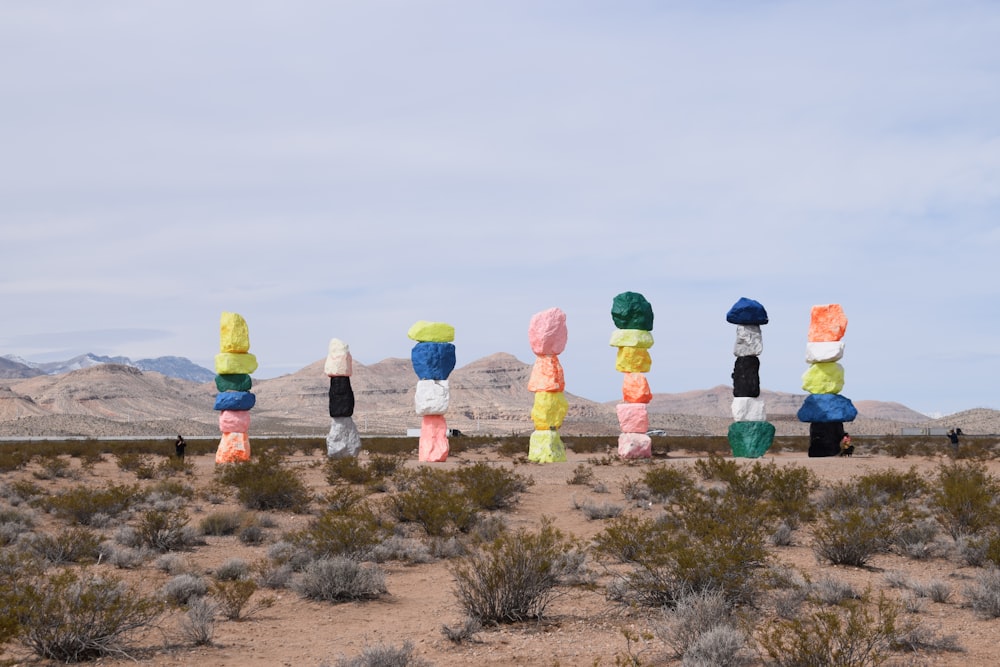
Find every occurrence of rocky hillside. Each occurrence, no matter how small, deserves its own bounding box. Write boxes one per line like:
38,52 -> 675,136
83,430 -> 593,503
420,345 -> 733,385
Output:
0,353 -> 995,439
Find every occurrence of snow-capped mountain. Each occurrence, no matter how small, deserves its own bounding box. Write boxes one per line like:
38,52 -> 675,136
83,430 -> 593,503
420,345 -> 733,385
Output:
1,353 -> 214,383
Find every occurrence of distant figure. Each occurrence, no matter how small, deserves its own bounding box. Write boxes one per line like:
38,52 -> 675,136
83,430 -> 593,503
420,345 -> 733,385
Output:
174,435 -> 187,460
947,428 -> 960,454
839,432 -> 854,457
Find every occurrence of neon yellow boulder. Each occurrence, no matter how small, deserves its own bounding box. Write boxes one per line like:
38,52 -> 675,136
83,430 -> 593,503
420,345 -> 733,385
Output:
407,320 -> 455,343
801,362 -> 845,394
528,429 -> 567,463
215,352 -> 258,375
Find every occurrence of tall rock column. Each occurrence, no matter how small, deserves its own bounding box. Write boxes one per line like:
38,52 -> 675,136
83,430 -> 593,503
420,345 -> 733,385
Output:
325,338 -> 361,458
408,320 -> 455,463
611,291 -> 654,460
527,307 -> 568,463
725,297 -> 775,458
213,312 -> 257,464
797,304 -> 857,456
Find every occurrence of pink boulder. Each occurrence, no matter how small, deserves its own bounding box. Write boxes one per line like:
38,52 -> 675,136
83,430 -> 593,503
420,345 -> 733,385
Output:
616,403 -> 649,434
528,308 -> 568,356
618,432 -> 652,459
418,414 -> 449,462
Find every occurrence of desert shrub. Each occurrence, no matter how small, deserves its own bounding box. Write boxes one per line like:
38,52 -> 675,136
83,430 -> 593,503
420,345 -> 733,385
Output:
388,469 -> 476,537
178,596 -> 216,646
33,455 -> 75,480
811,505 -> 902,567
595,489 -> 771,606
495,436 -> 528,458
643,464 -> 698,504
99,542 -> 151,569
330,639 -> 431,667
134,508 -> 195,552
620,476 -> 653,503
291,502 -> 391,561
0,448 -> 32,472
566,464 -> 595,485
160,574 -> 209,606
682,625 -> 750,667
854,467 -> 929,502
15,569 -> 162,662
441,616 -> 482,644
757,593 -> 907,667
155,456 -> 194,478
453,462 -> 532,511
450,518 -> 578,624
42,483 -> 144,526
809,574 -> 861,606
211,578 -> 274,620
217,450 -> 312,512
372,535 -> 435,564
252,558 -> 294,590
4,479 -> 45,504
239,524 -> 266,545
114,452 -> 157,479
25,526 -> 101,564
693,454 -> 740,483
884,439 -> 912,458
892,518 -> 942,560
214,558 -> 250,581
931,461 -> 1000,538
148,478 -> 195,501
294,557 -> 387,602
770,521 -> 795,547
655,587 -> 737,659
964,566 -> 1000,618
198,509 -> 249,536
322,486 -> 368,512
324,456 -> 371,485
573,497 -> 624,520
912,579 -> 952,603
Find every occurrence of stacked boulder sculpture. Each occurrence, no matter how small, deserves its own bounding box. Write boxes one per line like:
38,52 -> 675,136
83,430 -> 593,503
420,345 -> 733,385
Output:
725,297 -> 775,457
408,320 -> 455,462
797,304 -> 857,456
213,312 -> 257,464
325,338 -> 361,458
527,307 -> 569,463
610,292 -> 654,459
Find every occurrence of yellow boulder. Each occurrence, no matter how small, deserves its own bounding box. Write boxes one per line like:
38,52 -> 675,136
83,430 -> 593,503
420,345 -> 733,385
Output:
609,329 -> 654,349
215,352 -> 258,375
801,362 -> 845,394
531,391 -> 568,430
407,320 -> 455,343
220,312 -> 251,353
616,347 -> 651,373
528,429 -> 567,463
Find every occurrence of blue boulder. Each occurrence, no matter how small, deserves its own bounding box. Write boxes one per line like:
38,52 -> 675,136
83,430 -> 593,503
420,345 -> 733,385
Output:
411,342 -> 456,380
214,391 -> 256,411
726,297 -> 769,325
797,393 -> 857,423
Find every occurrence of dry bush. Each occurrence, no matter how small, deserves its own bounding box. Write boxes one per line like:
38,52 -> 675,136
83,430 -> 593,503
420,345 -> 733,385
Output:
294,557 -> 388,603
25,526 -> 101,564
388,469 -> 476,537
178,596 -> 216,646
216,449 -> 312,512
15,569 -> 162,662
211,579 -> 274,620
454,462 -> 532,511
160,574 -> 209,607
932,461 -> 1000,538
757,593 -> 908,667
41,482 -> 144,526
595,488 -> 772,607
566,463 -> 595,485
134,508 -> 197,552
329,639 -> 431,667
450,518 -> 578,624
291,502 -> 391,561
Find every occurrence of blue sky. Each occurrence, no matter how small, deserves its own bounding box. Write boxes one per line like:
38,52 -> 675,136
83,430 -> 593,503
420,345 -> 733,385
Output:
1,1 -> 998,417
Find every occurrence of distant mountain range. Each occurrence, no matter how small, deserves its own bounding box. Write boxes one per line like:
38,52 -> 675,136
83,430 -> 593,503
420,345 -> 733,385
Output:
1,351 -> 990,439
1,353 -> 214,383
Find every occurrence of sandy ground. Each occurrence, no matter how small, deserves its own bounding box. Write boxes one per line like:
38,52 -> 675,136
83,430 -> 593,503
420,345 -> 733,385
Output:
2,444 -> 999,666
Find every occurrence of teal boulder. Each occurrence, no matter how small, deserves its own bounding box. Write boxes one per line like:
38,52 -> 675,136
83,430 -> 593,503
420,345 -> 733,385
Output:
728,421 -> 775,458
611,292 -> 654,331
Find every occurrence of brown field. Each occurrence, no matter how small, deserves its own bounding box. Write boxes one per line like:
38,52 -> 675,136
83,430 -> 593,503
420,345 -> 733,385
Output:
1,435 -> 999,666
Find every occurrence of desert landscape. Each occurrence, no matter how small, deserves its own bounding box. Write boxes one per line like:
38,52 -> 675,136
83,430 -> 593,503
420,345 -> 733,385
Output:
2,436 -> 1000,666
2,357 -> 1000,665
